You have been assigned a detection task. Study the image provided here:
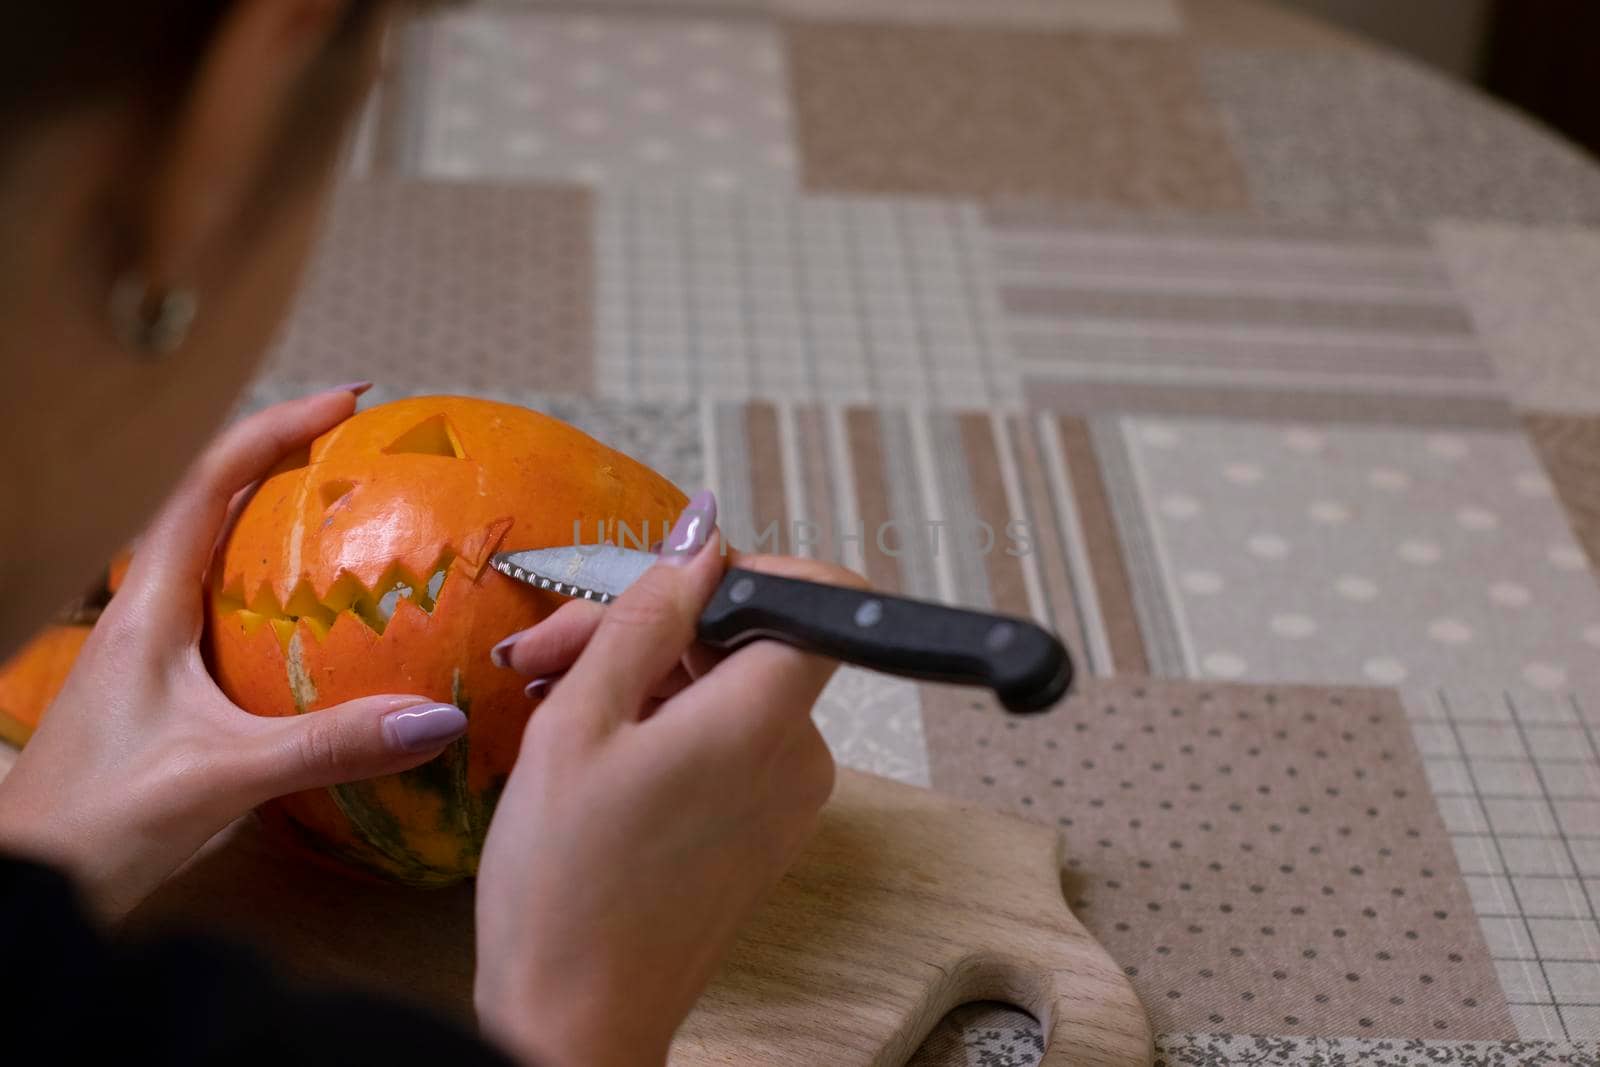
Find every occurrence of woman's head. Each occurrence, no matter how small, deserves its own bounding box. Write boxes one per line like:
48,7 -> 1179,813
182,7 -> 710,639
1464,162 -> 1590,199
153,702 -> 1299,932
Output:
0,1 -> 427,656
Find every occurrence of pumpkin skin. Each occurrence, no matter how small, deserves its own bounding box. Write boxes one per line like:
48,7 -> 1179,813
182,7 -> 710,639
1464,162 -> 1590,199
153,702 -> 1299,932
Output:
0,626 -> 91,748
107,546 -> 132,595
0,548 -> 132,747
205,396 -> 687,886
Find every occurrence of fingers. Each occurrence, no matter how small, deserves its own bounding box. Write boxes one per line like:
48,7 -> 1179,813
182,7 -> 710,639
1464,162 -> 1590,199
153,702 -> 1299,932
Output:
496,551 -> 866,680
661,639 -> 841,753
522,664 -> 693,705
637,545 -> 853,781
644,664 -> 696,704
640,646 -> 839,856
674,553 -> 865,683
726,551 -> 870,591
549,493 -> 726,737
492,494 -> 868,748
123,385 -> 367,620
493,587 -> 716,686
231,694 -> 467,803
494,598 -> 604,677
777,718 -> 838,826
493,595 -> 694,710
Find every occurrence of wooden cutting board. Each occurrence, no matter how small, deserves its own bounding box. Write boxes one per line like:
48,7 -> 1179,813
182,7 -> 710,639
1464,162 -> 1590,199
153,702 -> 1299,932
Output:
125,769 -> 1151,1066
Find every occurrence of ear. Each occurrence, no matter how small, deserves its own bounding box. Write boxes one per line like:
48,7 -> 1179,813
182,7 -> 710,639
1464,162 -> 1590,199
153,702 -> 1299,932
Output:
137,0 -> 373,291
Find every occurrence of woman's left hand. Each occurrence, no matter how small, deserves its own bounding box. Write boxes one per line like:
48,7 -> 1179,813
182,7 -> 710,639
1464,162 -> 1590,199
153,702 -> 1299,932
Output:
0,387 -> 468,919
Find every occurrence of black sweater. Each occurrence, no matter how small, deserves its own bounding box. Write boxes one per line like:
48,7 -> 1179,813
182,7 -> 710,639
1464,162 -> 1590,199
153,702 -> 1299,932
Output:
0,853 -> 519,1065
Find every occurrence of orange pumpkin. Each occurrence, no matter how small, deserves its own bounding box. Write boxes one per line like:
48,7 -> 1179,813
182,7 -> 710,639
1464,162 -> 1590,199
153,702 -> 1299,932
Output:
0,548 -> 133,747
0,626 -> 91,748
205,395 -> 687,885
108,546 -> 133,595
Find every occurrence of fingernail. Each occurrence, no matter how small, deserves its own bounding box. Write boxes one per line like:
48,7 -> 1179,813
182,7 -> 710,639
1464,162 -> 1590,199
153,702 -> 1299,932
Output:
382,703 -> 467,753
524,674 -> 561,699
661,490 -> 717,566
490,629 -> 535,669
330,381 -> 373,397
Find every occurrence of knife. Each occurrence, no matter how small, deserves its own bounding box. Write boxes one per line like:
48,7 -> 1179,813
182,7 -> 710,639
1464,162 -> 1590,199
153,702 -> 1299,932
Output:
491,545 -> 1073,714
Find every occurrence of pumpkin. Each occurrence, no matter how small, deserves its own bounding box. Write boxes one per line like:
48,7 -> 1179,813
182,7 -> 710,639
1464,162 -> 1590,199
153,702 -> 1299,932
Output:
205,395 -> 687,886
0,548 -> 132,746
107,546 -> 132,595
0,626 -> 90,748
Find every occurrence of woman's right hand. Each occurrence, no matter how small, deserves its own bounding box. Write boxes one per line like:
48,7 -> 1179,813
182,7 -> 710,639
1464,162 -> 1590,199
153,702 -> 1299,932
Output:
472,496 -> 860,1067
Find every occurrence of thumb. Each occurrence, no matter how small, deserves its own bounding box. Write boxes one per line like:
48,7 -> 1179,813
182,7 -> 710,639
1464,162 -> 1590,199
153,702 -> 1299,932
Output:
238,695 -> 467,800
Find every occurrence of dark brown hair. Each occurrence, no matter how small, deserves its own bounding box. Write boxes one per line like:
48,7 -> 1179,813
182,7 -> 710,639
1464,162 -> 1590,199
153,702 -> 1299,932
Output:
1,2 -> 394,139
0,1 -> 433,264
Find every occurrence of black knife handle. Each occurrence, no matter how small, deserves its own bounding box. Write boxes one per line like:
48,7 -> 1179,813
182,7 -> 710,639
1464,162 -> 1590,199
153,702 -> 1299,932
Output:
696,568 -> 1073,714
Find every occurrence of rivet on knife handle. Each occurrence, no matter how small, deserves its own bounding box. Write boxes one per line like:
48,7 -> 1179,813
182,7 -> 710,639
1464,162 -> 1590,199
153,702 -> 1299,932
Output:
697,569 -> 1073,714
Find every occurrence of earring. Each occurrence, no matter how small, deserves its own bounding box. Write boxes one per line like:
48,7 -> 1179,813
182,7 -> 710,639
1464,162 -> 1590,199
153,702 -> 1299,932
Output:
109,273 -> 198,357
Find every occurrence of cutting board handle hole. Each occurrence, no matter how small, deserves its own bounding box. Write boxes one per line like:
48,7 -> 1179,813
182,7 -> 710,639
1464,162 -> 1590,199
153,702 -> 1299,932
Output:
906,1002 -> 1043,1067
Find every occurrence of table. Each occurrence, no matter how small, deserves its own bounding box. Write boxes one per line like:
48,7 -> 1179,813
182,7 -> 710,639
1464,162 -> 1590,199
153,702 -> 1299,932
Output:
22,1 -> 1600,1063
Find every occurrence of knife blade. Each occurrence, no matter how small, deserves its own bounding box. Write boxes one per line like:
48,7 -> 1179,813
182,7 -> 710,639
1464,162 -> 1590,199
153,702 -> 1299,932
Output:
491,545 -> 1073,714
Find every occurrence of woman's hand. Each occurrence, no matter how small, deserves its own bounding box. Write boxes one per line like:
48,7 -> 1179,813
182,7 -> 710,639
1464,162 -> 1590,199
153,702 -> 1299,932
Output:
0,386 -> 468,919
474,494 -> 855,1067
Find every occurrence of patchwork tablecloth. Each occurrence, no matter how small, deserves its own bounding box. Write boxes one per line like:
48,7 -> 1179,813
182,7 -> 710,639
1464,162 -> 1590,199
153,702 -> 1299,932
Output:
16,1 -> 1600,1063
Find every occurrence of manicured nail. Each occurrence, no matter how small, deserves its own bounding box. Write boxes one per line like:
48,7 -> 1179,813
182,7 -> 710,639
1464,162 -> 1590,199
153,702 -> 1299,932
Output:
490,628 -> 536,669
524,674 -> 562,699
661,490 -> 716,566
382,703 -> 467,753
331,381 -> 373,397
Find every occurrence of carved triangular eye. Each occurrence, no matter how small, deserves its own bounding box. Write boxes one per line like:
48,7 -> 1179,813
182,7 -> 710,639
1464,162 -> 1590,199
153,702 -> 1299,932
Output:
384,415 -> 467,459
319,479 -> 356,510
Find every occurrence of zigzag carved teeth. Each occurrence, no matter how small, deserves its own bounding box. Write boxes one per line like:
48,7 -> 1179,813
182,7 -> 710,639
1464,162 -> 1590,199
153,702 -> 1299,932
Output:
218,555 -> 457,647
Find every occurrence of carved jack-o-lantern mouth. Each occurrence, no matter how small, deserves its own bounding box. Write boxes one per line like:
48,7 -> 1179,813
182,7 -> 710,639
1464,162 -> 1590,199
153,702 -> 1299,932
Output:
214,552 -> 456,646
204,395 -> 689,886
211,410 -> 503,650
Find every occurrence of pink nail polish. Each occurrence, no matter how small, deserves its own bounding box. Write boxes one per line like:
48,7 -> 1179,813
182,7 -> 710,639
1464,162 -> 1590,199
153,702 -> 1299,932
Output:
525,675 -> 561,699
382,703 -> 467,753
661,490 -> 717,566
490,628 -> 536,668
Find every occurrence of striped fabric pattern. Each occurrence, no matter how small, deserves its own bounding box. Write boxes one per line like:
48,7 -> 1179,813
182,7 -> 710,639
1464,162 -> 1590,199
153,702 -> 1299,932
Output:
707,399 -> 1145,681
987,208 -> 1512,426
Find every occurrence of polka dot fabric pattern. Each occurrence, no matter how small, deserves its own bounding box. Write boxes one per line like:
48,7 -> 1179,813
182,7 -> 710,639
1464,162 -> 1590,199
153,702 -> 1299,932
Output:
923,680 -> 1512,1040
786,24 -> 1249,209
1154,1033 -> 1600,1064
1120,418 -> 1600,694
411,10 -> 796,191
263,181 -> 593,395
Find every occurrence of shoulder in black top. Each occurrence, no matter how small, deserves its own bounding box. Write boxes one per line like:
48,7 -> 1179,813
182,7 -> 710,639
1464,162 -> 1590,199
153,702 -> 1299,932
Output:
0,853 -> 519,1066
